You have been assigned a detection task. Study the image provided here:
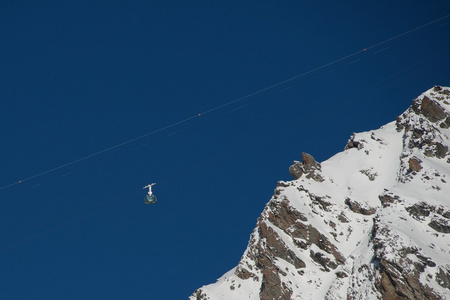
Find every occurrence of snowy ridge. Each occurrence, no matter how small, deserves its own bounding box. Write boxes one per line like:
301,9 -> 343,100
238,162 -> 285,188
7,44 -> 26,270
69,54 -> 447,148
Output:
190,86 -> 450,300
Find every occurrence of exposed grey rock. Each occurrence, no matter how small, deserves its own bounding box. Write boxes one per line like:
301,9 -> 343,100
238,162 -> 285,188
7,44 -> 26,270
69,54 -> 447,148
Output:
191,289 -> 210,300
428,218 -> 450,233
439,116 -> 450,129
336,271 -> 348,278
442,211 -> 450,219
371,219 -> 443,300
259,222 -> 306,269
268,199 -> 308,229
416,254 -> 436,268
345,133 -> 364,150
289,152 -> 324,182
345,198 -> 376,215
260,267 -> 292,300
245,219 -> 301,299
408,157 -> 423,172
435,143 -> 448,158
310,250 -> 333,272
289,161 -> 304,179
378,193 -> 400,207
312,196 -> 333,212
436,268 -> 450,290
396,90 -> 450,165
337,212 -> 350,223
420,96 -> 447,122
301,152 -> 320,169
360,168 -> 378,181
406,202 -> 434,220
235,265 -> 256,281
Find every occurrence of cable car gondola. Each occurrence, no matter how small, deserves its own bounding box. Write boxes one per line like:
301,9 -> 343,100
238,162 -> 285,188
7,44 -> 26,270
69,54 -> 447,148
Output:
143,183 -> 157,204
145,194 -> 157,204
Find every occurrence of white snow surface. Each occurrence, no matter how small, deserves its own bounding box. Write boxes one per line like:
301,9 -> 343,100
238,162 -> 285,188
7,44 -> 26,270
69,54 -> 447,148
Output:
190,87 -> 450,300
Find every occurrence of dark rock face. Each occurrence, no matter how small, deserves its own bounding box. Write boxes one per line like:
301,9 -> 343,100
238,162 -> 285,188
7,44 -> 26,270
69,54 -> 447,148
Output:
302,152 -> 320,169
428,218 -> 450,233
336,271 -> 348,278
408,157 -> 423,172
374,258 -> 441,300
442,211 -> 450,219
436,268 -> 450,290
420,97 -> 447,122
397,88 -> 450,167
405,202 -> 450,234
345,198 -> 376,215
236,193 -> 347,299
398,86 -> 450,130
345,133 -> 364,150
395,89 -> 450,184
360,168 -> 378,181
234,199 -> 310,299
259,221 -> 306,269
234,266 -> 253,280
406,202 -> 433,219
378,192 -> 400,207
289,162 -> 303,179
371,219 -> 443,300
260,267 -> 292,300
440,116 -> 450,129
268,198 -> 308,230
191,290 -> 209,300
289,152 -> 324,182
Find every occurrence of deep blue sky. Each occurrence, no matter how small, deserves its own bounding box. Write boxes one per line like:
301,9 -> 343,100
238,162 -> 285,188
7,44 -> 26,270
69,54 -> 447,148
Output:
1,1 -> 449,299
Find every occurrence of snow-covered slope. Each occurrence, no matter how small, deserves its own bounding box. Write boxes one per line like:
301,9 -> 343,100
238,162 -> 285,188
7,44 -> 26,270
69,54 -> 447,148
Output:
190,86 -> 450,300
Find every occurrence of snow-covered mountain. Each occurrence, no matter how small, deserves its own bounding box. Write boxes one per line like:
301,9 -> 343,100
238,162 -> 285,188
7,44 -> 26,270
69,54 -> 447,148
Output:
190,86 -> 450,300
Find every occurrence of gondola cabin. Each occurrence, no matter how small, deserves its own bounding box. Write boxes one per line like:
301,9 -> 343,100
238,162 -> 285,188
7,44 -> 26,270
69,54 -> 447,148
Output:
145,194 -> 157,204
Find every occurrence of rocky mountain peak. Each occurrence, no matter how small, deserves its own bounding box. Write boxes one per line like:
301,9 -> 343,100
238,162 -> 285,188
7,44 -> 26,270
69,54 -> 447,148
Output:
396,85 -> 450,135
411,86 -> 450,124
190,86 -> 450,300
289,152 -> 324,182
395,86 -> 450,184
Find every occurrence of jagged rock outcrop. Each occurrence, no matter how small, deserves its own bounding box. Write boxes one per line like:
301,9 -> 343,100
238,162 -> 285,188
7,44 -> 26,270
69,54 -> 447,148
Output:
190,86 -> 450,300
289,152 -> 324,182
345,133 -> 364,150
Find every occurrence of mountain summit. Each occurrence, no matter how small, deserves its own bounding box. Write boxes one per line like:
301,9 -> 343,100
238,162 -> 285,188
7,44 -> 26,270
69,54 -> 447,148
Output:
191,86 -> 450,300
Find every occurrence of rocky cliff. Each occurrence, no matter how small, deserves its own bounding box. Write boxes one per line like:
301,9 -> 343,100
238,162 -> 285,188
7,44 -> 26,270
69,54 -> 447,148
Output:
190,86 -> 450,300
